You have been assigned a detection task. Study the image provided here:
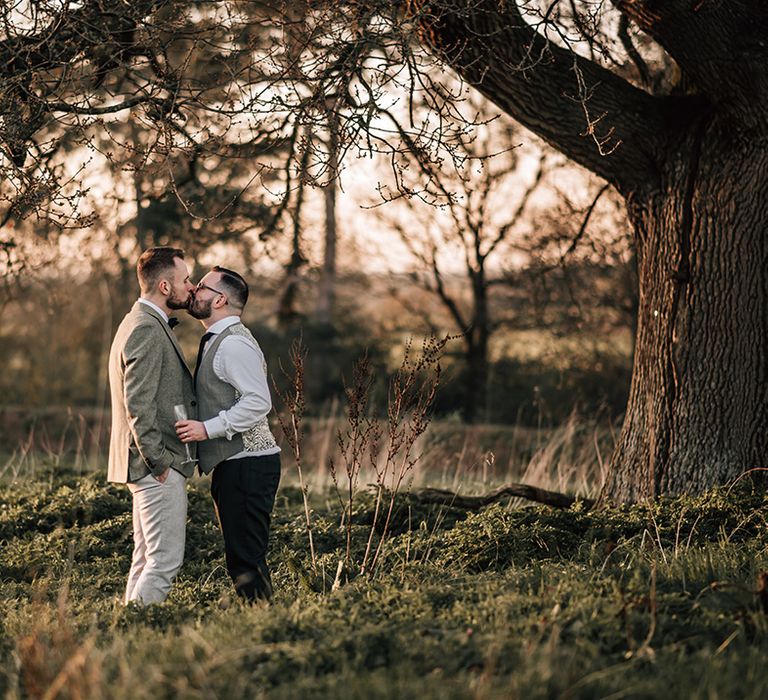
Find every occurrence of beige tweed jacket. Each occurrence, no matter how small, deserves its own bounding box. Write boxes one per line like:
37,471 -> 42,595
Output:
107,301 -> 196,483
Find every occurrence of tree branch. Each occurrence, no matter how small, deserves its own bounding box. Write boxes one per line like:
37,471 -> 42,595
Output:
612,0 -> 768,112
412,483 -> 593,509
0,0 -> 157,74
486,154 -> 545,258
617,14 -> 652,90
411,0 -> 677,194
558,182 -> 612,264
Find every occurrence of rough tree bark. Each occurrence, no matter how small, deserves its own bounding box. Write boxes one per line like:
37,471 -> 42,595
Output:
413,0 -> 768,501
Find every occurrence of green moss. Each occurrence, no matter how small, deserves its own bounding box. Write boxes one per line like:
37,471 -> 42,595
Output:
0,475 -> 766,698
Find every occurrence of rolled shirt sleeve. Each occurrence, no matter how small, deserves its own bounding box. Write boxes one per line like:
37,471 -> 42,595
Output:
203,335 -> 272,440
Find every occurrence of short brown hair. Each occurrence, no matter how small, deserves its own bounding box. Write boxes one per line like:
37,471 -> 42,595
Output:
137,247 -> 184,294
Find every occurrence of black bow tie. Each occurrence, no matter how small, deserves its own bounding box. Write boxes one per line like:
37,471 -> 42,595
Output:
168,317 -> 180,329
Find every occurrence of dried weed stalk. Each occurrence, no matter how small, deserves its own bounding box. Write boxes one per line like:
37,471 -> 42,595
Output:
362,335 -> 448,576
329,354 -> 382,577
273,338 -> 317,574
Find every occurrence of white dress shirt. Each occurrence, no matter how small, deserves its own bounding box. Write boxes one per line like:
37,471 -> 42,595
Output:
199,316 -> 280,460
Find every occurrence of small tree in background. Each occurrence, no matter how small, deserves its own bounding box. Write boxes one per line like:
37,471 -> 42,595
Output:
380,99 -> 547,423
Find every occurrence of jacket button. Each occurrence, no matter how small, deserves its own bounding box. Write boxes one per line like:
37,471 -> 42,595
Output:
191,400 -> 197,407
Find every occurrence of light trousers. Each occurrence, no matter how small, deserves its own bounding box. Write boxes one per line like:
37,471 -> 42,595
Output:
125,467 -> 187,604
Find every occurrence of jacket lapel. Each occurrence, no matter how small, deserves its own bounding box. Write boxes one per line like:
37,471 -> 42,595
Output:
135,302 -> 193,377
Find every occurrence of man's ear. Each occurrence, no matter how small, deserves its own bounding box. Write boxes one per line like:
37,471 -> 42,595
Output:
158,279 -> 171,296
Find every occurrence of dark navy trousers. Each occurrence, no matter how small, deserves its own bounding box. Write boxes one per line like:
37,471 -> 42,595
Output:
210,453 -> 281,601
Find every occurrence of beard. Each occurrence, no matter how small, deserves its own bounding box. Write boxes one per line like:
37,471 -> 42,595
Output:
188,295 -> 213,319
167,290 -> 191,311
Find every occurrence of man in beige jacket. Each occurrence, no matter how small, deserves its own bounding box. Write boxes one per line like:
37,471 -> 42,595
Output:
108,247 -> 196,604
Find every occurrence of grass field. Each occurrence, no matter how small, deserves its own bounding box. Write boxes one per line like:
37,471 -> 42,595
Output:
1,465 -> 767,699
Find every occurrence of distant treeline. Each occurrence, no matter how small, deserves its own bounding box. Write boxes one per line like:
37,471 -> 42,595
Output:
0,265 -> 632,427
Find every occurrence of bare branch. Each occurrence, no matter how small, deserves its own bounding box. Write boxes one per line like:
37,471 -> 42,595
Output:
412,0 -> 678,193
617,13 -> 652,90
559,182 -> 612,264
412,483 -> 593,510
612,0 -> 768,111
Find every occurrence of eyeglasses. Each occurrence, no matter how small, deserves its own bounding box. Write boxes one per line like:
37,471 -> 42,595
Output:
195,281 -> 226,297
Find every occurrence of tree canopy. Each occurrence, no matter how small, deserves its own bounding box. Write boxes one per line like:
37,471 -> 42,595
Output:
3,1 -> 766,501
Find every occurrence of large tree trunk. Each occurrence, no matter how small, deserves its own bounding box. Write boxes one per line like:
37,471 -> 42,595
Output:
413,0 -> 768,502
601,118 -> 768,501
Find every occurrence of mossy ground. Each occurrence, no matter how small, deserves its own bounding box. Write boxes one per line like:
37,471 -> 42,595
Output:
1,472 -> 766,699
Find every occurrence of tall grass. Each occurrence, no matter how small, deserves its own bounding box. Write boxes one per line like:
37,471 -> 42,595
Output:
1,407 -> 612,498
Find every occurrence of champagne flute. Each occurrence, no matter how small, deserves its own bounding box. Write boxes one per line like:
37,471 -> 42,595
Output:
173,404 -> 196,464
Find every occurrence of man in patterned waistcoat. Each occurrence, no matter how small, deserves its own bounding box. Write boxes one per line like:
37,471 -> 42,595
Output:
175,266 -> 281,602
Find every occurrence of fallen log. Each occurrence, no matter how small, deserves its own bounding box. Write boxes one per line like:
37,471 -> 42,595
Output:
412,483 -> 594,510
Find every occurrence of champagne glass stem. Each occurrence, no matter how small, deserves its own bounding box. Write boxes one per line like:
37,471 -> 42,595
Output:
174,404 -> 196,464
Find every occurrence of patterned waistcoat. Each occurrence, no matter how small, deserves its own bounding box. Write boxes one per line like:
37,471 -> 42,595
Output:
196,322 -> 278,474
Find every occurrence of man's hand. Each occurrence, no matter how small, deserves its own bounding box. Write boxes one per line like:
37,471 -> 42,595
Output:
154,468 -> 170,483
176,419 -> 208,443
